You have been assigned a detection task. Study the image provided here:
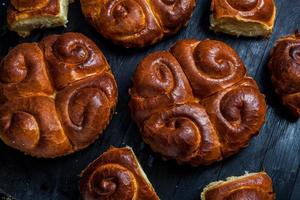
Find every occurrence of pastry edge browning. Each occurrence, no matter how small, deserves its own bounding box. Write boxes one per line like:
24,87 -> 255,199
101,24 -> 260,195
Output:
79,146 -> 160,200
210,0 -> 276,37
200,172 -> 275,200
7,0 -> 69,37
210,15 -> 275,37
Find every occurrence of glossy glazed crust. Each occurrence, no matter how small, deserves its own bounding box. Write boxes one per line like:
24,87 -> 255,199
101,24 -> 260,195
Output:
80,0 -> 195,48
210,0 -> 276,37
7,0 -> 68,37
0,32 -> 118,158
201,172 -> 275,200
269,33 -> 300,117
80,147 -> 160,200
129,39 -> 266,166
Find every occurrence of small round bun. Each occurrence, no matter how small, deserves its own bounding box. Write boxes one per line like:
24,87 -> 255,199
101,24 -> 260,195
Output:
269,32 -> 300,117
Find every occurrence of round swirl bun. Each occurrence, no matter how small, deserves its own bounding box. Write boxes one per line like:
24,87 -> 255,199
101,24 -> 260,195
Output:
80,0 -> 195,48
210,0 -> 276,37
201,172 -> 275,200
0,32 -> 118,158
80,147 -> 160,200
129,39 -> 266,166
269,32 -> 300,117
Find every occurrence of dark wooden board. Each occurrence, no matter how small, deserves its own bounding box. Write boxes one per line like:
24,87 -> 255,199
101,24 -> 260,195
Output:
0,0 -> 300,199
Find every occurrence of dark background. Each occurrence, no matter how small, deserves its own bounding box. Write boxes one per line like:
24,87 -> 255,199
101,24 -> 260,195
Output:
0,0 -> 300,199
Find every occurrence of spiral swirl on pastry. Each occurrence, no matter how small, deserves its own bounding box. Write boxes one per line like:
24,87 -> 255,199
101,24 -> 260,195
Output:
171,39 -> 246,98
269,33 -> 300,117
80,0 -> 195,47
56,74 -> 117,148
226,0 -> 258,11
129,52 -> 193,123
203,79 -> 266,155
87,164 -> 137,199
130,39 -> 266,166
0,96 -> 72,157
143,104 -> 221,165
41,32 -> 107,89
80,147 -> 159,200
0,43 -> 53,101
100,0 -> 147,36
150,0 -> 195,32
81,0 -> 163,47
11,0 -> 49,11
224,0 -> 275,21
202,172 -> 275,200
269,35 -> 300,95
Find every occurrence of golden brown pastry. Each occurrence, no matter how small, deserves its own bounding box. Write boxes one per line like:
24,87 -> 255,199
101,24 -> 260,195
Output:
201,172 -> 275,200
210,0 -> 276,37
0,32 -> 118,158
7,0 -> 69,37
268,32 -> 300,117
129,39 -> 266,166
80,147 -> 160,200
80,0 -> 196,48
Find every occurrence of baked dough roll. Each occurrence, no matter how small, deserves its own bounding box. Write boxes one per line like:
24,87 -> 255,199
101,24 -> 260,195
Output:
80,147 -> 160,200
268,32 -> 300,117
7,0 -> 69,37
201,172 -> 275,200
129,39 -> 266,166
210,0 -> 276,37
0,32 -> 118,158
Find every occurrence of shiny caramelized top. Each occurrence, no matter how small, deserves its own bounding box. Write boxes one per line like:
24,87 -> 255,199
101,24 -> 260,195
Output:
269,32 -> 300,117
80,147 -> 159,200
203,172 -> 275,200
7,0 -> 61,25
129,39 -> 266,166
0,32 -> 118,158
80,0 -> 196,47
211,0 -> 276,26
10,0 -> 50,11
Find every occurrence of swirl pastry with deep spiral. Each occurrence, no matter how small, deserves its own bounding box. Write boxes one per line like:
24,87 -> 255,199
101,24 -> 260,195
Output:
129,39 -> 266,166
210,0 -> 276,37
201,172 -> 275,200
80,0 -> 196,48
268,32 -> 300,117
80,147 -> 160,200
7,0 -> 69,37
0,32 -> 118,158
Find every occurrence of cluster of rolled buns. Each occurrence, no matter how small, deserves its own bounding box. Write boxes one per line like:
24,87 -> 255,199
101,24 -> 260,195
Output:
210,0 -> 276,37
7,0 -> 278,41
80,0 -> 196,47
0,32 -> 118,158
7,0 -> 70,37
269,32 -> 300,117
1,0 -> 284,199
129,39 -> 267,166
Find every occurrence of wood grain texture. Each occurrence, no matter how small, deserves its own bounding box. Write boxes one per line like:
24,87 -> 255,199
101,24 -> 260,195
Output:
0,0 -> 299,199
